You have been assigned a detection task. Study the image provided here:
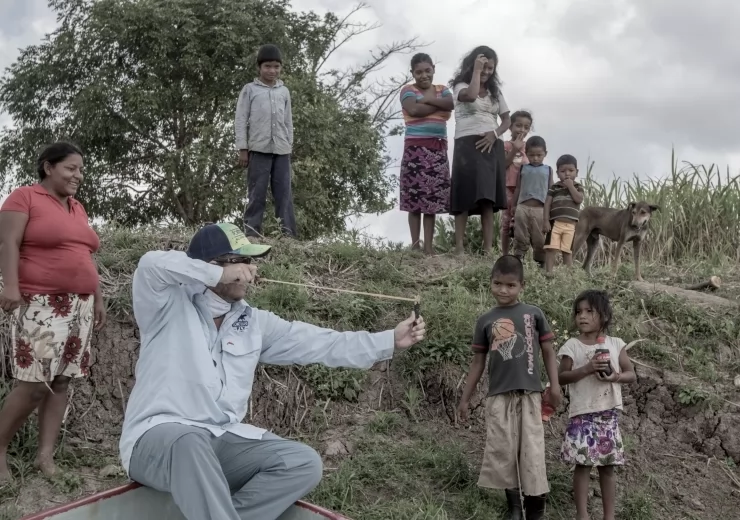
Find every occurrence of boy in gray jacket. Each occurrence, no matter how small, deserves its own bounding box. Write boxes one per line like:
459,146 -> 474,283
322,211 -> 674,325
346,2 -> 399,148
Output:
235,44 -> 297,237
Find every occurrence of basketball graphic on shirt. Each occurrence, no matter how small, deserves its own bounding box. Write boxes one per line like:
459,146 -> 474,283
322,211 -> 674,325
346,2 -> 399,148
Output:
490,318 -> 523,361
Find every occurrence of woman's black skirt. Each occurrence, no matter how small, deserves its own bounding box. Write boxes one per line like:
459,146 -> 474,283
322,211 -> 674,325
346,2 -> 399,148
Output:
449,135 -> 507,216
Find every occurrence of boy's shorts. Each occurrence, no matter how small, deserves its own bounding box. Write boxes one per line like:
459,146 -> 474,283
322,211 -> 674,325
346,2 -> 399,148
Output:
477,391 -> 549,496
544,219 -> 576,253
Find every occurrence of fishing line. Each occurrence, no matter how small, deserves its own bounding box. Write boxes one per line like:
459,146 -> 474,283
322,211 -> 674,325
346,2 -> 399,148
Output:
257,277 -> 419,303
257,278 -> 422,325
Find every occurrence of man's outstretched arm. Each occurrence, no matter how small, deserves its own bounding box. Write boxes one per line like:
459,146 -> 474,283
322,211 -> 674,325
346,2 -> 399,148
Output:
256,309 -> 409,369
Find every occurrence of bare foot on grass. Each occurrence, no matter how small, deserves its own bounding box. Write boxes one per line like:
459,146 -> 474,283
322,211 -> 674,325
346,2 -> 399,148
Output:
0,454 -> 12,483
34,455 -> 58,477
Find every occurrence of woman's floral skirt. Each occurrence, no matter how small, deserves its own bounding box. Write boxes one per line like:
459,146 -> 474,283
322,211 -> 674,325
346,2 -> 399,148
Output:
560,409 -> 625,466
10,293 -> 95,382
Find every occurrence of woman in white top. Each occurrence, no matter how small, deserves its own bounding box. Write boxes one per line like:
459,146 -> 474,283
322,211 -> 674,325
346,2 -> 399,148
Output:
449,46 -> 511,255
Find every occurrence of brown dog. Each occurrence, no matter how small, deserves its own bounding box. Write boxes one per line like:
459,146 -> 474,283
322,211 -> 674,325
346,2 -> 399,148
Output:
571,202 -> 660,281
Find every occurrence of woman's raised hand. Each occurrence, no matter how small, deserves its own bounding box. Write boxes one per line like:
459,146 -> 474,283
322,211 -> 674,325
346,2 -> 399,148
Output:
473,54 -> 487,72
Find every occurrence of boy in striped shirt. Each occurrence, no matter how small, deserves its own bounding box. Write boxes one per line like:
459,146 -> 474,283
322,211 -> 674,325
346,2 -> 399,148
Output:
542,154 -> 584,275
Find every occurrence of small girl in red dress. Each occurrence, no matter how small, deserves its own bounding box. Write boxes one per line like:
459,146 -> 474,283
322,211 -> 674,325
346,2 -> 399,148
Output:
502,110 -> 532,255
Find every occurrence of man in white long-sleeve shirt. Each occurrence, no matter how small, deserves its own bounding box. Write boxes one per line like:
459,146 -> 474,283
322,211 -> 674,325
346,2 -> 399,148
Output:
119,222 -> 426,520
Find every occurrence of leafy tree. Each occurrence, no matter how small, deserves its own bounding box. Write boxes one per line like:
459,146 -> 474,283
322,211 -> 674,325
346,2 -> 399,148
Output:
0,0 -> 418,238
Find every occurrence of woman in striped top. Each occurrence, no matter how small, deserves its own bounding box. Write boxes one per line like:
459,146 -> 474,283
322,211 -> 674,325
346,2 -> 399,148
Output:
399,53 -> 454,255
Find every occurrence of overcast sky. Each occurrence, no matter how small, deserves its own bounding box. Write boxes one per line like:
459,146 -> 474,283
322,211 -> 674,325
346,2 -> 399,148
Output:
1,0 -> 738,244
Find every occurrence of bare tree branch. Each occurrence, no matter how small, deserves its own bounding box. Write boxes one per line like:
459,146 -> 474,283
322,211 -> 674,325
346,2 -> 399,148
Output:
330,38 -> 422,103
367,74 -> 411,126
312,3 -> 378,75
309,1 -> 427,124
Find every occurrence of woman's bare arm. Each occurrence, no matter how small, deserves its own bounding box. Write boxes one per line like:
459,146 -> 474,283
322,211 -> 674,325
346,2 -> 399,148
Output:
495,111 -> 511,139
402,96 -> 437,118
422,95 -> 454,111
0,212 -> 29,290
456,68 -> 483,102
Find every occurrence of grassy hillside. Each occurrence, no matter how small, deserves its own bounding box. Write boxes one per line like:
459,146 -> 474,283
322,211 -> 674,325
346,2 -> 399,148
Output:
1,161 -> 740,519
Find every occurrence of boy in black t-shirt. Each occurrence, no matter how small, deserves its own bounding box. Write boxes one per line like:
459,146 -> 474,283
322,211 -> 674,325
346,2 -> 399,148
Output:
457,255 -> 562,520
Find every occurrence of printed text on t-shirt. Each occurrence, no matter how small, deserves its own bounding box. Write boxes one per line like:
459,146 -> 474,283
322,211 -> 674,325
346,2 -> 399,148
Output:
523,313 -> 534,375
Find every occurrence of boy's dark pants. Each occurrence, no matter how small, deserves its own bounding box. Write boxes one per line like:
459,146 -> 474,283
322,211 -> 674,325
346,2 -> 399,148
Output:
243,151 -> 297,237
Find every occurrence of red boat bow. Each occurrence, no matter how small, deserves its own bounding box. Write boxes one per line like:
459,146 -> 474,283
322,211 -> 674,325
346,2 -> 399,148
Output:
21,482 -> 351,520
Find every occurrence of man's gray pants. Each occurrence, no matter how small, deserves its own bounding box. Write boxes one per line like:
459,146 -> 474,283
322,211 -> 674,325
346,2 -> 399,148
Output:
129,423 -> 323,520
243,152 -> 297,237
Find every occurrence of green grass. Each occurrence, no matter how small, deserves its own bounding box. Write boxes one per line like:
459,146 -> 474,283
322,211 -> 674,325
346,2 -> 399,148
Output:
618,492 -> 655,520
308,416 -> 656,520
308,425 -> 506,520
0,380 -> 39,500
366,411 -> 402,435
0,506 -> 20,520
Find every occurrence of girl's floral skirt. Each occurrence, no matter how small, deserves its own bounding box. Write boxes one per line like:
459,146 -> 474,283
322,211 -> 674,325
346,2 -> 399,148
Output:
10,293 -> 94,383
399,141 -> 451,215
560,409 -> 625,467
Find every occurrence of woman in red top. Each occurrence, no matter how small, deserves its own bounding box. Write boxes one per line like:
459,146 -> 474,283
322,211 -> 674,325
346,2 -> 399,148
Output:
0,142 -> 106,481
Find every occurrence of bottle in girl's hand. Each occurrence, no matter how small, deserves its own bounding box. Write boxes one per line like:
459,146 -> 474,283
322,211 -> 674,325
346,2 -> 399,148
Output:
595,336 -> 612,377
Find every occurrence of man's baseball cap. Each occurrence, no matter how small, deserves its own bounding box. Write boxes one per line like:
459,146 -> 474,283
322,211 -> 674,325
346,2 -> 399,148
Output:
186,223 -> 271,262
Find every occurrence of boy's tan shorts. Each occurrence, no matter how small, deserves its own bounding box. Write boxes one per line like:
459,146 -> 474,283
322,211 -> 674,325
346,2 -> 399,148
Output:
478,391 -> 549,496
544,219 -> 576,254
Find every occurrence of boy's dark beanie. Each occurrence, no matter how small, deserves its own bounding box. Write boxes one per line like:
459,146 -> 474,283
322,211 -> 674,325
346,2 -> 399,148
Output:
257,44 -> 282,65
